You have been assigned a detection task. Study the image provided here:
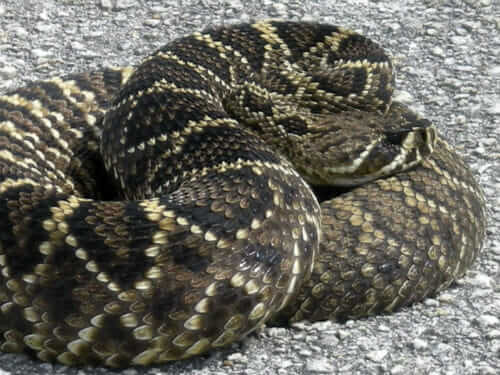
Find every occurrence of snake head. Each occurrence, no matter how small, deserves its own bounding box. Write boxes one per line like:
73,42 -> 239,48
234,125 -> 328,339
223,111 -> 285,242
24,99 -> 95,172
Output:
287,103 -> 437,187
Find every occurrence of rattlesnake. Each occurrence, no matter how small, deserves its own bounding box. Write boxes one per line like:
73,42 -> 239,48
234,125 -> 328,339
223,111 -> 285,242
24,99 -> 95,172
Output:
0,21 -> 486,367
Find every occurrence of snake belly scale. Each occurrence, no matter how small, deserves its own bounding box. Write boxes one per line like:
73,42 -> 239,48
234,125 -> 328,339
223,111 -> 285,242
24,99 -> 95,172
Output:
0,21 -> 486,367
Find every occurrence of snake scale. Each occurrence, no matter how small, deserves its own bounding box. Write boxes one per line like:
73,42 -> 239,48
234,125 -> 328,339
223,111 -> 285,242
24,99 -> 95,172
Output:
0,21 -> 486,367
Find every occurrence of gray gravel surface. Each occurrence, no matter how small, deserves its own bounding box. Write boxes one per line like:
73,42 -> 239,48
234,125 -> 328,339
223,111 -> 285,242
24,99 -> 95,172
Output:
0,0 -> 499,374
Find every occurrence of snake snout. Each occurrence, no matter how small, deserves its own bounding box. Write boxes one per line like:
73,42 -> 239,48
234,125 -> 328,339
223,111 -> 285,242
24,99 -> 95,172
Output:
356,123 -> 438,178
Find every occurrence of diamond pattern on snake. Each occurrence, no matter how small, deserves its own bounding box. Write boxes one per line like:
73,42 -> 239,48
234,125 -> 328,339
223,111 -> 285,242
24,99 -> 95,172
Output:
0,21 -> 486,367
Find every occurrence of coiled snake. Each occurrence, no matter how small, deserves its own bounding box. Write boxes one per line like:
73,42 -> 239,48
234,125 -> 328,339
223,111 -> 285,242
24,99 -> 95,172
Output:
0,21 -> 486,367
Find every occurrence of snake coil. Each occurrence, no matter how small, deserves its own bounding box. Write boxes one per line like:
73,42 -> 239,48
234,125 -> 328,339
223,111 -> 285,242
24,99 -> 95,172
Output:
0,21 -> 486,367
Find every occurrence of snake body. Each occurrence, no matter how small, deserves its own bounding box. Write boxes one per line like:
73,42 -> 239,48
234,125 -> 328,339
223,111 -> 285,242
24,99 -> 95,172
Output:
0,21 -> 486,367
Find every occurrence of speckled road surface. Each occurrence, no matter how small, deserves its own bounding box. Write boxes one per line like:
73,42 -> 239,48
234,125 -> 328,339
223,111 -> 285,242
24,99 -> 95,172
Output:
0,1 -> 498,374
